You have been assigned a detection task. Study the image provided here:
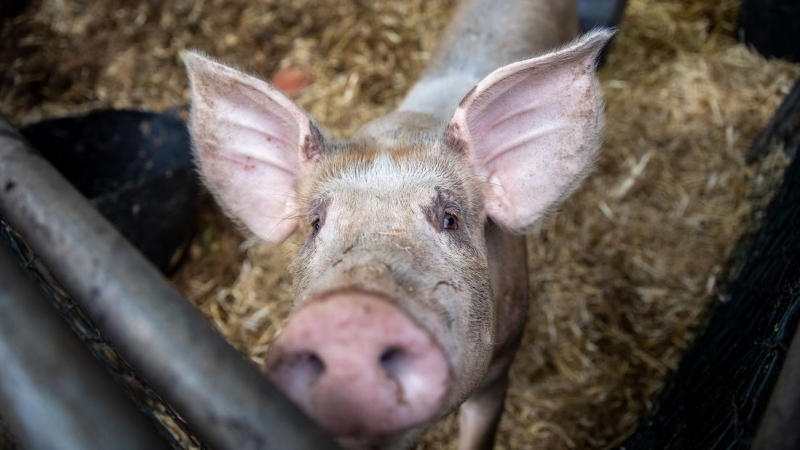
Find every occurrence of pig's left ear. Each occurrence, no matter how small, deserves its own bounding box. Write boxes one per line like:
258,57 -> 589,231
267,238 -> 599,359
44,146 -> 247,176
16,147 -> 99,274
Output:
184,51 -> 324,244
447,30 -> 614,232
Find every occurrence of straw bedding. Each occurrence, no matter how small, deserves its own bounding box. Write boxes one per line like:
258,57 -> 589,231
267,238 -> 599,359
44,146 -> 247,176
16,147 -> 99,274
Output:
1,0 -> 799,448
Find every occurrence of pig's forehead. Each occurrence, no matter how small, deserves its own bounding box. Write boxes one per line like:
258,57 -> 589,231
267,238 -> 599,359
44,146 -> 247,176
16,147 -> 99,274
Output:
315,150 -> 466,197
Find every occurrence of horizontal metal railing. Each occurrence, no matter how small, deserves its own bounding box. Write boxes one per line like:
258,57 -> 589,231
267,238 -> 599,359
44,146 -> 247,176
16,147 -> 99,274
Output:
0,245 -> 169,450
0,117 -> 338,450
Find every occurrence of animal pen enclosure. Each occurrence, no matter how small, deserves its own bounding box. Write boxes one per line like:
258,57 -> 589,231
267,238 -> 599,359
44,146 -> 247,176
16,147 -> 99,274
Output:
1,0 -> 799,449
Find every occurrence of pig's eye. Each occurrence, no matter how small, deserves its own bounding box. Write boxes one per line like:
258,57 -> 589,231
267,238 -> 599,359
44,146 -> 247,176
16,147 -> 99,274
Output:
442,213 -> 458,230
311,218 -> 321,233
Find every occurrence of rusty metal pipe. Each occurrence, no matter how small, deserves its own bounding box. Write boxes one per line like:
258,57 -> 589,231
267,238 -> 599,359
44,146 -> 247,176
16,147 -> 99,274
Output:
0,117 -> 338,450
0,245 -> 168,450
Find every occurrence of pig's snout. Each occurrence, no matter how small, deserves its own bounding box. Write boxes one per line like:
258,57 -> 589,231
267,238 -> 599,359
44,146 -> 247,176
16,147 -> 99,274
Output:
266,292 -> 450,437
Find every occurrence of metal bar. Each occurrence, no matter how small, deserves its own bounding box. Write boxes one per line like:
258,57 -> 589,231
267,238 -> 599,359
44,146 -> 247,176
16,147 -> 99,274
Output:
0,245 -> 168,450
752,324 -> 800,450
746,77 -> 800,163
0,117 -> 338,450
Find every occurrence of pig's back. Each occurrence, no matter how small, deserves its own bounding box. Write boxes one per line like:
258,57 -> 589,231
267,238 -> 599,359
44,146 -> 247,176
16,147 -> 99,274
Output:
357,0 -> 579,142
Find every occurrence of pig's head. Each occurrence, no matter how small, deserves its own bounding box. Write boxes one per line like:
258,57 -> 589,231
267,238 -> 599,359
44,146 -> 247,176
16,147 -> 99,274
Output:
184,30 -> 611,448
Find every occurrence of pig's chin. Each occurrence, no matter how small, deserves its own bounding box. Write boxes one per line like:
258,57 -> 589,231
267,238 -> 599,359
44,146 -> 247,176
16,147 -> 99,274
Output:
335,429 -> 425,450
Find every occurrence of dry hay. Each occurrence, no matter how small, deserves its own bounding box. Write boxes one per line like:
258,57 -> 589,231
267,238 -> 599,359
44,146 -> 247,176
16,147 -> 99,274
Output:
2,0 -> 799,448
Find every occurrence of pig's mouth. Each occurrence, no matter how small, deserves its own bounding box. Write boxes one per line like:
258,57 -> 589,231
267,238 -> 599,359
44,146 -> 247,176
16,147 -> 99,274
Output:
265,290 -> 452,441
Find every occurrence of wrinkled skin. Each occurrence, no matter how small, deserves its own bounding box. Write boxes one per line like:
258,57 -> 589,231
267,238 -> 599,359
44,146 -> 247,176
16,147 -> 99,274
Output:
287,141 -> 496,448
285,138 -> 530,449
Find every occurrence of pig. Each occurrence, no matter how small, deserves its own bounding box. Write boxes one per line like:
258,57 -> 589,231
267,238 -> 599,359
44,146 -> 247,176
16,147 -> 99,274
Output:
183,0 -> 612,447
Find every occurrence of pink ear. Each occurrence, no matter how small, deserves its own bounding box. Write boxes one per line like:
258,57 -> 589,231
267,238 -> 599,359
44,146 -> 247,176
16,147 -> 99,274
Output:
184,52 -> 323,244
448,30 -> 614,232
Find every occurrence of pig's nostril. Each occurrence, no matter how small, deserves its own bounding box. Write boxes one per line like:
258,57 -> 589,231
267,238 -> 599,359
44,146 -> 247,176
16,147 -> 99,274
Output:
379,347 -> 404,376
275,350 -> 325,383
266,349 -> 326,395
300,352 -> 326,376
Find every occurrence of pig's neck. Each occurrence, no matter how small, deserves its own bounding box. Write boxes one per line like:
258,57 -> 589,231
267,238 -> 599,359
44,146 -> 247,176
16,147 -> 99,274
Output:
357,0 -> 577,140
399,0 -> 578,123
485,222 -> 529,357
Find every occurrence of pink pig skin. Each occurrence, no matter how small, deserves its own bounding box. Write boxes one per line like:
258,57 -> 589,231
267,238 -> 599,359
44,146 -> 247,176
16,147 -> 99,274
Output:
184,0 -> 613,448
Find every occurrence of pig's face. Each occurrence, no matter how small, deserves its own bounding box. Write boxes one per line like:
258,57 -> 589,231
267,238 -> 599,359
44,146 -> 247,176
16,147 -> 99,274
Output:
290,141 -> 495,401
265,141 -> 497,447
184,30 -> 611,447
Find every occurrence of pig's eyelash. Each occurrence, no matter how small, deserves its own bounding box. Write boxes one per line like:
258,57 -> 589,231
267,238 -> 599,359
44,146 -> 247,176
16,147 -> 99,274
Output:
251,188 -> 312,222
280,206 -> 305,222
462,172 -> 493,187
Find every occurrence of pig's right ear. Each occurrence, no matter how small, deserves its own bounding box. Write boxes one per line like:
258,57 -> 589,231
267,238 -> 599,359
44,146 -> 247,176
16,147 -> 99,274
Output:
184,51 -> 323,244
446,30 -> 613,233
